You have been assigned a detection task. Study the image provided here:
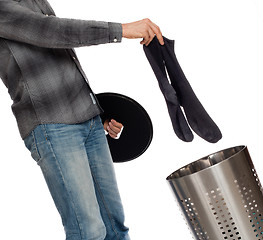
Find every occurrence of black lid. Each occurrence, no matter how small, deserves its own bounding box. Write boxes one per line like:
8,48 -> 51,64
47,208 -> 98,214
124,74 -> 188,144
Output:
96,92 -> 153,163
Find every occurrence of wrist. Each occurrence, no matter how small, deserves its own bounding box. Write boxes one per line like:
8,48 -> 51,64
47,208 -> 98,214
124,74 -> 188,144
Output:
121,23 -> 127,38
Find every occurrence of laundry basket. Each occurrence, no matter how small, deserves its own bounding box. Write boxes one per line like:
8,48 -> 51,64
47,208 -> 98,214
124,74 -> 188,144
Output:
166,146 -> 263,240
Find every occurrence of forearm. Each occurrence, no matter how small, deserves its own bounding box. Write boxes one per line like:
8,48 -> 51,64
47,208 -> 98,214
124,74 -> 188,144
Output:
0,2 -> 122,48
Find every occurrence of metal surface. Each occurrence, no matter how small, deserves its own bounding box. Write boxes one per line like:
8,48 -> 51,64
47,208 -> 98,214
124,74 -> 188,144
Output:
166,146 -> 263,239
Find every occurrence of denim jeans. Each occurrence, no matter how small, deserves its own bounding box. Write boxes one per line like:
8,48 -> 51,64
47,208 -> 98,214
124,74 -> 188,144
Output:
24,116 -> 130,240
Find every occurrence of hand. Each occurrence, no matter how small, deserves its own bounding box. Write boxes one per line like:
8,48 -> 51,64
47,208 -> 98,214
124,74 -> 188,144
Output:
103,119 -> 124,139
122,18 -> 164,46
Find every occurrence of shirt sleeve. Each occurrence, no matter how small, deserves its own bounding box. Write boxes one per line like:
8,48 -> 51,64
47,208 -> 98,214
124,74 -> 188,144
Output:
0,1 -> 122,48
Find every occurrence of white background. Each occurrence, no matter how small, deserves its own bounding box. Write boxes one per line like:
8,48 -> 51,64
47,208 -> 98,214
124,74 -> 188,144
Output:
1,0 -> 263,239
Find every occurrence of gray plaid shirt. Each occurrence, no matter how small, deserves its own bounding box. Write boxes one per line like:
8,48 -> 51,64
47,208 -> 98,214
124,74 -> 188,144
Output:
0,0 -> 122,139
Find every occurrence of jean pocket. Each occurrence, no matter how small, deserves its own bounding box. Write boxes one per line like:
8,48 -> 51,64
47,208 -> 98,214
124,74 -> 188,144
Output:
24,131 -> 41,163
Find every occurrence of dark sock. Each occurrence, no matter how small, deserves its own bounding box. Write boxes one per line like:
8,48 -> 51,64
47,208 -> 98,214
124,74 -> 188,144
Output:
161,36 -> 222,143
143,38 -> 194,142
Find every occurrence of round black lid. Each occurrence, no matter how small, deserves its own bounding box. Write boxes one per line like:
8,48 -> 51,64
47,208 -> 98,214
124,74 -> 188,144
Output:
96,92 -> 153,163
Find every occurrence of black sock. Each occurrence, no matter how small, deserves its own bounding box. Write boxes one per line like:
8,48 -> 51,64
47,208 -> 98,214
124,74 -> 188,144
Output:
161,36 -> 222,143
143,38 -> 194,142
143,36 -> 222,143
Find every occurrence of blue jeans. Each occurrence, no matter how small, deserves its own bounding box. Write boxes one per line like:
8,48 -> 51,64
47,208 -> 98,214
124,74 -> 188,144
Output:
24,116 -> 130,240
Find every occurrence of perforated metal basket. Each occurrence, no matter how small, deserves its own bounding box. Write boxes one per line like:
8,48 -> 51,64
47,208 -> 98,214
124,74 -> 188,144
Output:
166,146 -> 263,240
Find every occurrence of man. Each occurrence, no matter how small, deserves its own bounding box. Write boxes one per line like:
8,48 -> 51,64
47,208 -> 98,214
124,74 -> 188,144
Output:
0,0 -> 164,239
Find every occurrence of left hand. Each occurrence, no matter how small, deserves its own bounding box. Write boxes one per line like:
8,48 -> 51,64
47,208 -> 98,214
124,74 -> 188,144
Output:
103,119 -> 124,139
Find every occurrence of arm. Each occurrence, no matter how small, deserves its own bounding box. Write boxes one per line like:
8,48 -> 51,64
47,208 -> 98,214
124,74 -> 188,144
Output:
0,1 -> 122,48
0,2 -> 163,48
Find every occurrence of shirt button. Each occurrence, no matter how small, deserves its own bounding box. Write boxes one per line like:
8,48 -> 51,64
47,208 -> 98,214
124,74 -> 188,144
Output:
113,38 -> 118,43
45,14 -> 49,16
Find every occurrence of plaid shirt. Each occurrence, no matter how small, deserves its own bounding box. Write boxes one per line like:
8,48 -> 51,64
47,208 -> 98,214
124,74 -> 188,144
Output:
0,0 -> 122,139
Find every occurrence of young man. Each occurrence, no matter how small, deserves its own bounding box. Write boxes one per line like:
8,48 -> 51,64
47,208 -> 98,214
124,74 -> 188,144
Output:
0,0 -> 163,239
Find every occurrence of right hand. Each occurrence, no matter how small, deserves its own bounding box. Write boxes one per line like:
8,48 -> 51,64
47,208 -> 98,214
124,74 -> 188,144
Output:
122,18 -> 164,46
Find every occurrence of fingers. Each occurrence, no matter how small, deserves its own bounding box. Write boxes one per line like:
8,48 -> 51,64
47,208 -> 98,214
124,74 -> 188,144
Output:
140,26 -> 155,46
141,18 -> 164,46
151,21 -> 164,46
105,119 -> 124,139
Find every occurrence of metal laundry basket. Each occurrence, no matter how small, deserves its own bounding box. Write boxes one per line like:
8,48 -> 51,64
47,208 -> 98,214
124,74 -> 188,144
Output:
166,146 -> 263,240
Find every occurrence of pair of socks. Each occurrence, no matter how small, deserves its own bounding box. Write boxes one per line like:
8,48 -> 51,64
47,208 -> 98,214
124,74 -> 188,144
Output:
143,36 -> 222,143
